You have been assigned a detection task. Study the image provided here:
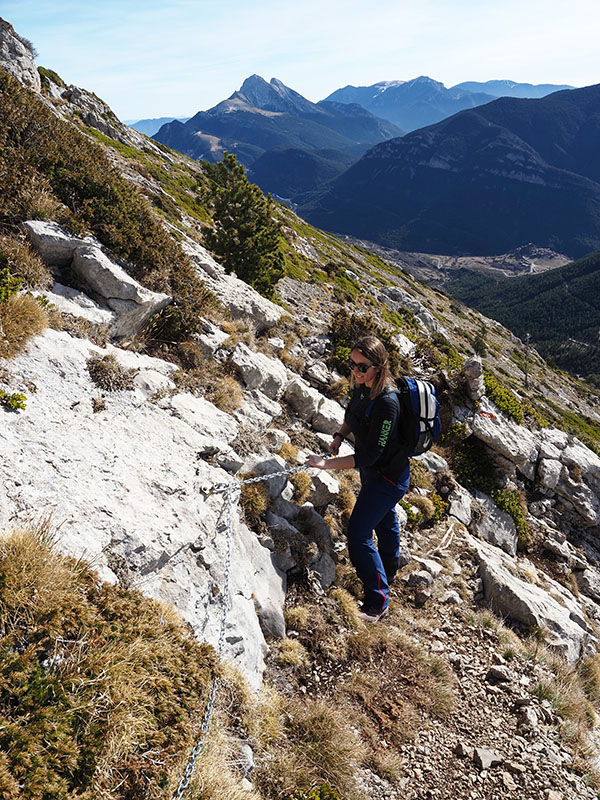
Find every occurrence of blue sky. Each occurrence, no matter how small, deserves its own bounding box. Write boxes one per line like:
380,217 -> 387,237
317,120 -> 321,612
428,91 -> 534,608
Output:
3,0 -> 600,121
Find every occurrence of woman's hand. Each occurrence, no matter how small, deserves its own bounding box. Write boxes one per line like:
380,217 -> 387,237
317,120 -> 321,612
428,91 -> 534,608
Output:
306,454 -> 327,469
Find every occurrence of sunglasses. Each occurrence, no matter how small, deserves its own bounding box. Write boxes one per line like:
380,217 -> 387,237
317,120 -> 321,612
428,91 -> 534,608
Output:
348,358 -> 375,374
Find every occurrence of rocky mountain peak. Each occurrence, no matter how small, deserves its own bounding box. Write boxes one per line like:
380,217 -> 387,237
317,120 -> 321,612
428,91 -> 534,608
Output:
238,73 -> 316,114
0,16 -> 41,92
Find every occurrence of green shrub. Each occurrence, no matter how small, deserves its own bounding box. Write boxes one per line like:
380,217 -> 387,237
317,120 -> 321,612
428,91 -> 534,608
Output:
289,786 -> 344,800
492,488 -> 531,546
0,267 -> 21,303
0,389 -> 26,410
483,371 -> 524,423
38,66 -> 67,89
204,153 -> 284,299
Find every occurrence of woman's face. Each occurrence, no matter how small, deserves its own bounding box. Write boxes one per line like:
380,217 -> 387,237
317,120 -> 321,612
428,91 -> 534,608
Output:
349,348 -> 379,388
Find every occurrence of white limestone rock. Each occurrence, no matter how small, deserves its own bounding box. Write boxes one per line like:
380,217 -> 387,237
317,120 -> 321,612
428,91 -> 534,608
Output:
469,535 -> 594,664
449,486 -> 473,526
538,458 -> 566,491
0,329 -> 284,688
71,245 -> 172,339
0,18 -> 41,92
470,490 -> 518,556
22,220 -> 89,266
182,238 -> 282,331
230,343 -> 288,400
195,319 -> 230,356
462,357 -> 485,402
33,283 -> 116,327
393,332 -> 417,359
312,396 -> 345,435
284,377 -> 323,421
309,470 -> 340,507
556,475 -> 600,527
234,389 -> 282,430
413,451 -> 448,473
575,569 -> 600,602
470,397 -> 539,479
168,393 -> 238,445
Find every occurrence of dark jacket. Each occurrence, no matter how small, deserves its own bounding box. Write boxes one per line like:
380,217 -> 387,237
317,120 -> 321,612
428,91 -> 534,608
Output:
344,385 -> 410,481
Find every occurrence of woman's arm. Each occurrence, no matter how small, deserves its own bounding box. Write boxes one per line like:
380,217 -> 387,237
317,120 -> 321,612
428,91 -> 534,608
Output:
306,453 -> 355,470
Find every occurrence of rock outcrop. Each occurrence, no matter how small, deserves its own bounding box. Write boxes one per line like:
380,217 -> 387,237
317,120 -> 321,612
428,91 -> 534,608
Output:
0,329 -> 284,688
469,535 -> 595,664
0,17 -> 41,92
23,221 -> 172,339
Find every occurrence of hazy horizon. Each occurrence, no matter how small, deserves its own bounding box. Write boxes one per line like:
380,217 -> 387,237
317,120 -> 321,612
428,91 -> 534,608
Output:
3,0 -> 598,120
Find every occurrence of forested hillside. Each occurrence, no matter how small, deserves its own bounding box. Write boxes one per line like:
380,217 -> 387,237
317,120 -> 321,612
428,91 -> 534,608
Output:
448,249 -> 600,380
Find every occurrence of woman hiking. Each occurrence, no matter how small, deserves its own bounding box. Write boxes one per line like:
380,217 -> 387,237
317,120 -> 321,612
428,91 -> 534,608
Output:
306,335 -> 410,623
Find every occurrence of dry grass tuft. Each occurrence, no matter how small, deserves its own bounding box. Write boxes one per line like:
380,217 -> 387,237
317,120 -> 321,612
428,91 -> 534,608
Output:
404,493 -> 436,522
239,475 -> 270,526
409,459 -> 434,491
221,318 -> 256,348
331,586 -> 362,629
276,638 -> 310,667
284,604 -> 311,631
291,471 -> 313,504
0,234 -> 53,289
87,353 -> 137,392
279,441 -> 300,463
254,696 -> 368,799
334,473 -> 359,522
189,724 -> 263,800
206,374 -> 244,412
0,293 -> 48,359
0,525 -> 217,799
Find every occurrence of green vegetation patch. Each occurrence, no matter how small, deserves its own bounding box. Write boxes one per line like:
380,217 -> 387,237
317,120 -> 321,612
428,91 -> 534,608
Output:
38,66 -> 67,89
483,371 -> 524,423
0,70 -> 214,342
451,436 -> 531,546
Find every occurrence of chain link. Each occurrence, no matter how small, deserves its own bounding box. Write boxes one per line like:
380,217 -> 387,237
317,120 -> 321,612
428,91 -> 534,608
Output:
172,457 -> 320,799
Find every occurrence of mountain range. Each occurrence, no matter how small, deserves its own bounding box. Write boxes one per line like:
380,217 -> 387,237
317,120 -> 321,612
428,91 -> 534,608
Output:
152,75 -> 402,199
151,75 -> 572,202
326,77 -> 573,132
125,115 -> 190,136
300,83 -> 600,258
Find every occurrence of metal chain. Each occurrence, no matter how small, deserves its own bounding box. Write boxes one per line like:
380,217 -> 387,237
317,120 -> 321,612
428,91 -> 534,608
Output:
171,458 -> 318,799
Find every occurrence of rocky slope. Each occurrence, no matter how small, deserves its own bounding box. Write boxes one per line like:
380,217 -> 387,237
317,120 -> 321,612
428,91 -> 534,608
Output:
4,16 -> 600,799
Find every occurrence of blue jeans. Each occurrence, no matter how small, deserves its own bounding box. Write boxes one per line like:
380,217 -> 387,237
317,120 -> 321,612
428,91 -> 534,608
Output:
347,465 -> 410,613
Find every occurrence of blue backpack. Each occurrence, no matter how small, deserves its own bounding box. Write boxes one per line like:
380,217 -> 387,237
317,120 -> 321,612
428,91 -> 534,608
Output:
367,377 -> 441,457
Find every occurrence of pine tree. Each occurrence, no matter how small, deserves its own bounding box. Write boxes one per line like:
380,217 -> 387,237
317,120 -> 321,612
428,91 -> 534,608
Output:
204,153 -> 284,298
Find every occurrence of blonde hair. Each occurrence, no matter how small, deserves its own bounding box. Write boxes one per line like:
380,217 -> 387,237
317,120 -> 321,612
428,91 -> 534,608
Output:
351,336 -> 393,399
